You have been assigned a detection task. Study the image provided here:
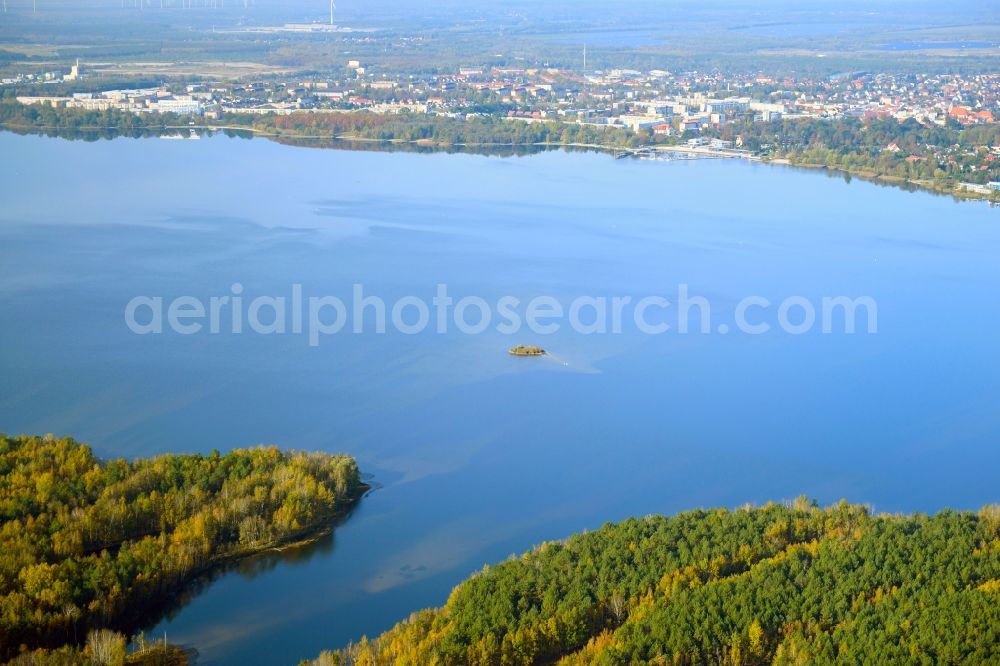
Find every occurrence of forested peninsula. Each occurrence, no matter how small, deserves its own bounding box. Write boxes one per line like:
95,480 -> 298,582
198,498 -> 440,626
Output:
308,500 -> 1000,666
3,434 -> 997,666
0,434 -> 364,664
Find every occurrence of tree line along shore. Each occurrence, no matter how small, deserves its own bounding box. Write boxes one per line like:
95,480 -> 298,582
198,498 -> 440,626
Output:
307,500 -> 1000,666
2,100 -> 999,204
0,434 -> 364,665
2,434 -> 996,665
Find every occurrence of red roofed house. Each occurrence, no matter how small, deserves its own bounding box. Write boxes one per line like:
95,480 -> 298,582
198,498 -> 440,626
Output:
950,106 -> 995,124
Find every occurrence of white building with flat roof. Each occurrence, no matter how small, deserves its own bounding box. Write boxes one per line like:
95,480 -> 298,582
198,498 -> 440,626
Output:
616,114 -> 667,131
147,98 -> 203,115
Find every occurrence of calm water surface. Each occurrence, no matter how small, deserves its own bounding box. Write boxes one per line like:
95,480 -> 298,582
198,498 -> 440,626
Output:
1,133 -> 998,664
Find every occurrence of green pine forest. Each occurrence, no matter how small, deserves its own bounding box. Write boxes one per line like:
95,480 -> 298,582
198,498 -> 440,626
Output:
308,500 -> 1000,666
0,434 -> 363,664
1,434 -> 998,665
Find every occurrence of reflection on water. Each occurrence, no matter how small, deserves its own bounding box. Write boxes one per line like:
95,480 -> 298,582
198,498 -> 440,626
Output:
128,496 -> 368,640
2,125 -> 597,159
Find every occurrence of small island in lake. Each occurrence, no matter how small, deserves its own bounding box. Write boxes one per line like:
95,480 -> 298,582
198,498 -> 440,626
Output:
509,345 -> 546,356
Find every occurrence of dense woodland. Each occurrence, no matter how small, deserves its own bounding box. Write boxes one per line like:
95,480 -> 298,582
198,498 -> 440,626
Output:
703,117 -> 1000,192
308,500 -> 1000,666
259,112 -> 638,148
0,434 -> 363,663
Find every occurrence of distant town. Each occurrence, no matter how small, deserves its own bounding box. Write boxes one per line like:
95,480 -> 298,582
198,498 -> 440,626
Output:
9,57 -> 999,126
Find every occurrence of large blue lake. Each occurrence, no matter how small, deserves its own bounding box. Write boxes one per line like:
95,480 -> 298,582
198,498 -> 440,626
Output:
1,133 -> 998,664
